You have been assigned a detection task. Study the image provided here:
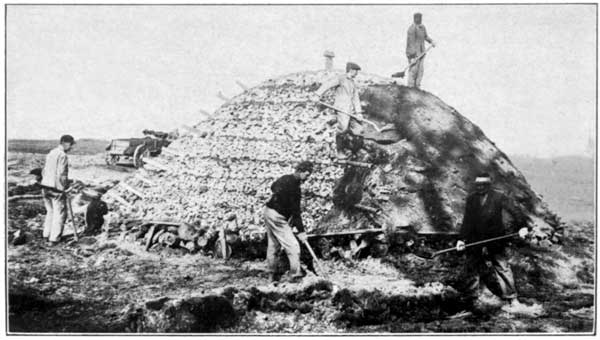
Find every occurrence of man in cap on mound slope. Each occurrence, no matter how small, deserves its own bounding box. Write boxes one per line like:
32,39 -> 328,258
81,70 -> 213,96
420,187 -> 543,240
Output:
313,62 -> 365,159
455,173 -> 532,312
40,134 -> 75,246
263,161 -> 314,283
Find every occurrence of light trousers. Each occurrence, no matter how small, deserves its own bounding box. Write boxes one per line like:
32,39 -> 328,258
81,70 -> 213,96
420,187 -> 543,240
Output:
42,189 -> 67,242
263,207 -> 301,275
407,57 -> 425,88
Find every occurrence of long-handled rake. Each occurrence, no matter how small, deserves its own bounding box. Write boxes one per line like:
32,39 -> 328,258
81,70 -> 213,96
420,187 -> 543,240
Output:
414,232 -> 520,259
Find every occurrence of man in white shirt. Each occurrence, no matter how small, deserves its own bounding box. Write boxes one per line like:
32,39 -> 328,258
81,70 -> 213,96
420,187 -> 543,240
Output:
41,135 -> 75,245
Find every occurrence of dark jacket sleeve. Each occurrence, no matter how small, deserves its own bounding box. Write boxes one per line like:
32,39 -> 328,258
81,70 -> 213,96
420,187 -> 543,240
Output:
500,193 -> 529,233
289,184 -> 305,233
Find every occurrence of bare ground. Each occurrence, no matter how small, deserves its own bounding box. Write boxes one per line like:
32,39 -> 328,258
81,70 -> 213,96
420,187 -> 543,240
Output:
6,151 -> 595,333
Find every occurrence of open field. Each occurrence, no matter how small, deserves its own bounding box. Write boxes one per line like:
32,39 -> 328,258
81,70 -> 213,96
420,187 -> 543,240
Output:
511,155 -> 594,222
8,139 -> 109,155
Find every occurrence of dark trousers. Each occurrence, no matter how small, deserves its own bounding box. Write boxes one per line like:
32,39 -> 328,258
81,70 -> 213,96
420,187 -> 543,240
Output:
458,249 -> 517,301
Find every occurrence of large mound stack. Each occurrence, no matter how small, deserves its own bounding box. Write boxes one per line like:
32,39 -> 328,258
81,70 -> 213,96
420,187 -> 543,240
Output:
106,70 -> 559,245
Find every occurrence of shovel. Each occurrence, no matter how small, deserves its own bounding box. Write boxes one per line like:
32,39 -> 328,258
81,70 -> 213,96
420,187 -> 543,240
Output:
415,232 -> 520,259
391,45 -> 435,78
316,101 -> 396,133
301,238 -> 329,279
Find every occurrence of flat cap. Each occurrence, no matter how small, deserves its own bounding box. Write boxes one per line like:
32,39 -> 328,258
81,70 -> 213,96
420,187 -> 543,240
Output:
346,62 -> 361,72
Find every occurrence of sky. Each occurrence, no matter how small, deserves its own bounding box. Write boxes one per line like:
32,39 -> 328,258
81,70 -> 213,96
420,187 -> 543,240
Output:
6,4 -> 597,157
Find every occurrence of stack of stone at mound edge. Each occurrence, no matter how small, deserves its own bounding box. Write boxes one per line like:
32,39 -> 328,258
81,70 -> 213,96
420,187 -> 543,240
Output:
106,71 -> 396,241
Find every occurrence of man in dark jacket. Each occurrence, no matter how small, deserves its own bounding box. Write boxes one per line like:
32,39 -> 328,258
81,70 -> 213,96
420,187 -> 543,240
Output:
263,161 -> 313,281
85,187 -> 109,234
264,161 -> 313,282
456,173 -> 529,308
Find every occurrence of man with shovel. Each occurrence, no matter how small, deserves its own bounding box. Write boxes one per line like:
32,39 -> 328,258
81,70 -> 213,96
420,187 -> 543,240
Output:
40,134 -> 75,246
313,62 -> 364,159
313,63 -> 396,158
264,161 -> 313,283
405,12 -> 436,88
455,173 -> 530,310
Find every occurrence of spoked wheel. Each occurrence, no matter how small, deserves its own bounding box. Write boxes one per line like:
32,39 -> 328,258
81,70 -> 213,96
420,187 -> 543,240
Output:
133,145 -> 151,168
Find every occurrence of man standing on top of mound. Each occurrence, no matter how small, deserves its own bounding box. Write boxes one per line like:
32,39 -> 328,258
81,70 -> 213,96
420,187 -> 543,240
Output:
313,62 -> 364,159
406,12 -> 436,88
263,161 -> 313,283
40,134 -> 75,246
455,173 -> 531,311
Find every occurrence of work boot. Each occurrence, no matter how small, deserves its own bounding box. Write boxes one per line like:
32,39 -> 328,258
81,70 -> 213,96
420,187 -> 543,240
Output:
282,270 -> 305,284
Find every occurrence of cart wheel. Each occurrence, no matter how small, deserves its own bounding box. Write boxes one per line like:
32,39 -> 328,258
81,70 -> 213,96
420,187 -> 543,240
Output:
133,145 -> 151,168
214,241 -> 232,259
106,154 -> 119,166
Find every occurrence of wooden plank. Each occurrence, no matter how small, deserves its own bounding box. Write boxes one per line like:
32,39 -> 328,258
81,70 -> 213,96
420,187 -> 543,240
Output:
141,157 -> 170,171
354,204 -> 380,214
134,173 -> 156,186
119,182 -> 146,199
105,191 -> 133,207
217,91 -> 231,101
235,80 -> 249,91
8,194 -> 43,202
307,228 -> 384,238
335,160 -> 372,168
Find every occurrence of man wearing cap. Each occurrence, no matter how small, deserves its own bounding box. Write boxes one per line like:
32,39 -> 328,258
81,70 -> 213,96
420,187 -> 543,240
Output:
313,62 -> 363,159
264,161 -> 313,283
41,135 -> 75,245
455,173 -> 530,310
406,13 -> 435,88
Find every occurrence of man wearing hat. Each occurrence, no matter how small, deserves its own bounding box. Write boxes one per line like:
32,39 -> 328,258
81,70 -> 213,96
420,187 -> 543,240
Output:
455,173 -> 530,310
313,62 -> 364,159
406,13 -> 435,88
263,161 -> 313,283
41,135 -> 75,245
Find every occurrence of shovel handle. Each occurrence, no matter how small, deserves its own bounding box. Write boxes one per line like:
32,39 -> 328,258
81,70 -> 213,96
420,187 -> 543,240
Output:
65,196 -> 79,242
406,45 -> 435,70
302,239 -> 328,278
316,101 -> 383,132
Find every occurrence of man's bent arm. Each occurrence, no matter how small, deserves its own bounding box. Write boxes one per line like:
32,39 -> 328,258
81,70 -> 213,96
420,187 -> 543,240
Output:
315,76 -> 340,98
